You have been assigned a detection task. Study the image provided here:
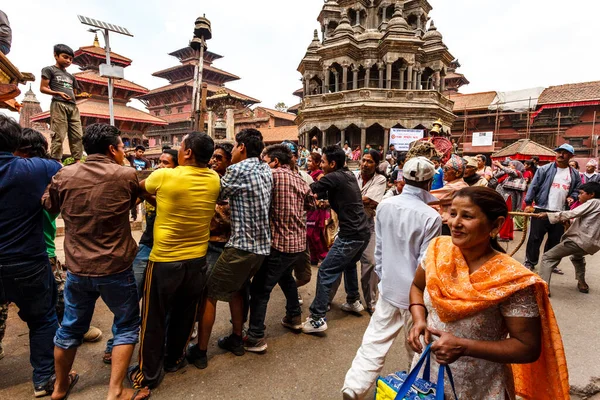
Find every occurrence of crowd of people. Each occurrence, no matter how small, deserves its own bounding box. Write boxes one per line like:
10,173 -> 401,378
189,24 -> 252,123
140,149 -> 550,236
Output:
0,110 -> 591,399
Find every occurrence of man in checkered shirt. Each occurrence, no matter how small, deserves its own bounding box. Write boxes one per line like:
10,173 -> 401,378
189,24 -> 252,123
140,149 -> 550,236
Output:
244,144 -> 316,352
191,128 -> 273,369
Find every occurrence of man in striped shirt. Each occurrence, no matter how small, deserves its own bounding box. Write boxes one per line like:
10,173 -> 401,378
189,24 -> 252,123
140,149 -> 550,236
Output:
189,129 -> 273,369
244,144 -> 316,352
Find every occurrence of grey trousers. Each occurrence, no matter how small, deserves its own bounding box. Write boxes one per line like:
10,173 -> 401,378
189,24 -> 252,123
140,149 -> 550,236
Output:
540,239 -> 587,285
330,226 -> 379,311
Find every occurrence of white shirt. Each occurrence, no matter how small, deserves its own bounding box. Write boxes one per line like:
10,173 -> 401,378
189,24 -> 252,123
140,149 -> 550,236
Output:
343,147 -> 352,157
547,167 -> 572,211
374,185 -> 442,309
354,172 -> 387,203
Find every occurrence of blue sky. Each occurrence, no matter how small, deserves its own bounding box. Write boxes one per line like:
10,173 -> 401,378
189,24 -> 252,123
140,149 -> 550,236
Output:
2,0 -> 599,119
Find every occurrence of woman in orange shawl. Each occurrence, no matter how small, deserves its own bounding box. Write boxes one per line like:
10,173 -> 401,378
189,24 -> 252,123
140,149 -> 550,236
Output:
408,186 -> 569,399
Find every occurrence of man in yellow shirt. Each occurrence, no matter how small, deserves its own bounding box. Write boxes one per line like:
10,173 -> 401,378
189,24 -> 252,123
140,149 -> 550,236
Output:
129,132 -> 220,390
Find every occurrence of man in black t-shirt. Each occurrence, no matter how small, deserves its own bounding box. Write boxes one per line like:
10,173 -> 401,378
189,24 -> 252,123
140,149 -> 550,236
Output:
40,44 -> 86,161
302,145 -> 370,334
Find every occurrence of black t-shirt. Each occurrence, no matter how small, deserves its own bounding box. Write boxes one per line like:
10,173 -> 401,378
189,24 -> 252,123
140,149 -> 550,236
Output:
310,168 -> 369,241
41,65 -> 78,104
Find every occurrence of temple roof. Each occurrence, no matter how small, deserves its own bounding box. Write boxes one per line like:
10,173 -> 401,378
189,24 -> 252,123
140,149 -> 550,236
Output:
491,139 -> 556,160
260,125 -> 299,143
538,81 -> 600,105
74,71 -> 148,94
73,45 -> 132,69
31,98 -> 167,126
22,86 -> 40,103
169,47 -> 223,63
448,91 -> 498,112
139,79 -> 260,104
152,63 -> 240,84
256,107 -> 297,122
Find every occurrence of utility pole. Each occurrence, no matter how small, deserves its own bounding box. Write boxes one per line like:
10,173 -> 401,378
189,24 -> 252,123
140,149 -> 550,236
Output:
78,16 -> 133,127
190,15 -> 212,132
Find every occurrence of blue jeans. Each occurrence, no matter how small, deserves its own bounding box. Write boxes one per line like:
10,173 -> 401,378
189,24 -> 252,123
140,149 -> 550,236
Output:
132,244 -> 152,299
0,257 -> 57,385
309,236 -> 369,319
55,269 -> 140,349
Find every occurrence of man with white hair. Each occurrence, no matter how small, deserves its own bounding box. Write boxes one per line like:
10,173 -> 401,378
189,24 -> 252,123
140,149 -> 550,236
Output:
583,159 -> 599,183
341,157 -> 442,400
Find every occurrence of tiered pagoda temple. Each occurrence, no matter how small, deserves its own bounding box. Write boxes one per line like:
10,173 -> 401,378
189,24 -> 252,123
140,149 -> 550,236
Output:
31,36 -> 166,149
296,0 -> 457,150
138,46 -> 260,146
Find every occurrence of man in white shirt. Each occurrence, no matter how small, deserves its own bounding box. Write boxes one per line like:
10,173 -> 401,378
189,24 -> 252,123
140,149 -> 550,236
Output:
341,157 -> 442,400
343,143 -> 352,160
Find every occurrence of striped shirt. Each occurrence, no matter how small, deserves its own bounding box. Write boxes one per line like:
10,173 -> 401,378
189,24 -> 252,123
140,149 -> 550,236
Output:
270,166 -> 316,253
220,158 -> 273,255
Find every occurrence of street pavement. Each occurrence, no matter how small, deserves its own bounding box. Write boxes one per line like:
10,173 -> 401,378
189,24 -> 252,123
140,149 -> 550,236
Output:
1,230 -> 599,399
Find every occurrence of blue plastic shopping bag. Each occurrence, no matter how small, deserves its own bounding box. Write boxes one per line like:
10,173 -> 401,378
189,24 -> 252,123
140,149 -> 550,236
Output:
375,343 -> 458,399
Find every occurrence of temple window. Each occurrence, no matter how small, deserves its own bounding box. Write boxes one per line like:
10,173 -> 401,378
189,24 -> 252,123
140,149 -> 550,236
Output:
177,107 -> 184,113
154,110 -> 160,116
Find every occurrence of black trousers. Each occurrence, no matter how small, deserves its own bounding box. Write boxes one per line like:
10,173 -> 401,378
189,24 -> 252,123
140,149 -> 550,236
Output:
134,257 -> 207,388
248,248 -> 302,339
525,209 -> 565,267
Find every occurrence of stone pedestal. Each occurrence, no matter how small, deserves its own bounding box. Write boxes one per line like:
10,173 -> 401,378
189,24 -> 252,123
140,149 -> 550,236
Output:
226,107 -> 235,141
207,110 -> 214,137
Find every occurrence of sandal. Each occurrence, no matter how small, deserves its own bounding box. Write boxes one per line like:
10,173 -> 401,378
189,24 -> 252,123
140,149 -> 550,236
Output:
103,351 -> 112,365
131,387 -> 151,400
552,268 -> 565,275
56,372 -> 79,400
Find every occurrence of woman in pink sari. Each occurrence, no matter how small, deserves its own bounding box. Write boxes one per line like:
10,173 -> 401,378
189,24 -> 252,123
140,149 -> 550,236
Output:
306,152 -> 330,265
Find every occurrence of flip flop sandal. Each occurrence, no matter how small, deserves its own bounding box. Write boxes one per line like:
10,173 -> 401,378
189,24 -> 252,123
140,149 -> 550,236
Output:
131,388 -> 151,400
103,351 -> 112,364
57,372 -> 79,400
553,268 -> 565,275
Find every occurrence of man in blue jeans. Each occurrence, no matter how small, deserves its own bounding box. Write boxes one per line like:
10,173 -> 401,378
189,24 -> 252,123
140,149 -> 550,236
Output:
0,115 -> 62,397
103,148 -> 179,364
302,145 -> 370,333
43,123 -> 150,400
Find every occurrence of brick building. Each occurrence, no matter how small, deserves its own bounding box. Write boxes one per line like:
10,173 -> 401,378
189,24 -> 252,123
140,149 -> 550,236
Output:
449,80 -> 600,164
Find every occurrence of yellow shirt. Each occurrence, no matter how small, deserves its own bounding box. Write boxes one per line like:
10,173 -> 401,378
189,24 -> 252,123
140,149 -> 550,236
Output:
145,166 -> 220,262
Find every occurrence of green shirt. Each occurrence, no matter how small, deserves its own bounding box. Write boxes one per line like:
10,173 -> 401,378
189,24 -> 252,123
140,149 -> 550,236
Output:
43,210 -> 58,258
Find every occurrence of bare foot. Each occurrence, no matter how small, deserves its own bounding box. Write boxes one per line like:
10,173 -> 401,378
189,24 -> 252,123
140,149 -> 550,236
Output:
107,387 -> 151,400
51,371 -> 78,400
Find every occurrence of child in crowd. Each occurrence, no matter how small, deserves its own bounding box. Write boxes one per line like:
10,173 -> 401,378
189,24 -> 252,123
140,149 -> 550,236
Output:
40,44 -> 88,161
537,182 -> 600,294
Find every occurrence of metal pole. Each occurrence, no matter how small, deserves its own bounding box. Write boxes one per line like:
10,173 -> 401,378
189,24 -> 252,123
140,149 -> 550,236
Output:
592,110 -> 597,158
190,49 -> 200,129
103,29 -> 114,126
194,42 -> 205,132
556,111 -> 561,147
526,97 -> 532,139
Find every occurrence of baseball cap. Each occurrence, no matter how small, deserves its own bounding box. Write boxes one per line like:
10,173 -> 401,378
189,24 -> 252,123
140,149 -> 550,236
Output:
403,157 -> 435,182
464,156 -> 478,169
554,143 -> 575,155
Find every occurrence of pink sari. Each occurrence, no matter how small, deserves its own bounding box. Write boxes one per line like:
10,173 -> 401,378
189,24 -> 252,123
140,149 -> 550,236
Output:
307,170 -> 329,263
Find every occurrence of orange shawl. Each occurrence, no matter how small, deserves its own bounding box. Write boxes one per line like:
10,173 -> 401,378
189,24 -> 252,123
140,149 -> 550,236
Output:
424,236 -> 570,400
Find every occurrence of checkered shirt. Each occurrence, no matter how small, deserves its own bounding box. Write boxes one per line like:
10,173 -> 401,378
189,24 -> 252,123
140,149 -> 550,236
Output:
220,158 -> 273,255
270,166 -> 316,253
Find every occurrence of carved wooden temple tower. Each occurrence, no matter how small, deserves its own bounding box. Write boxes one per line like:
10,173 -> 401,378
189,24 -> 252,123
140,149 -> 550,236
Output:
138,45 -> 259,146
31,36 -> 166,149
296,0 -> 457,150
